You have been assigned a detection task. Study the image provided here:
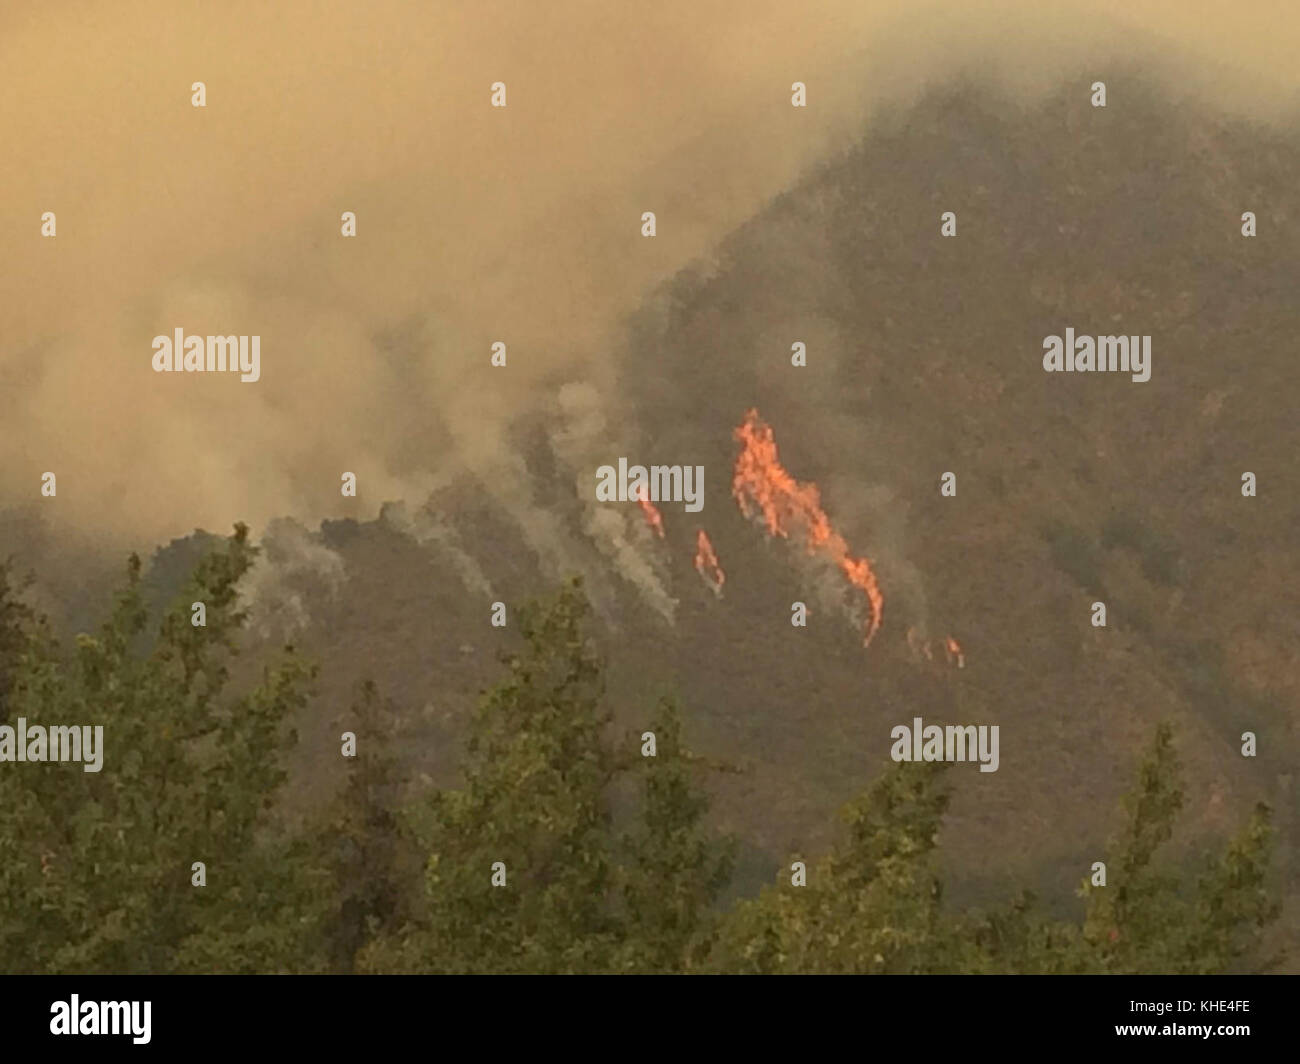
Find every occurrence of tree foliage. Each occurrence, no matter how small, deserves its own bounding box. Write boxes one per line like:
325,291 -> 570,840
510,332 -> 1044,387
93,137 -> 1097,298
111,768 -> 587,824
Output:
0,546 -> 1281,974
0,528 -> 324,974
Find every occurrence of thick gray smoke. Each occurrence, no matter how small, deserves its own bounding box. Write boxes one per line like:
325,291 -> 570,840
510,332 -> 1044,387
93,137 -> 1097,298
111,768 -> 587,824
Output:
379,500 -> 497,601
553,381 -> 677,624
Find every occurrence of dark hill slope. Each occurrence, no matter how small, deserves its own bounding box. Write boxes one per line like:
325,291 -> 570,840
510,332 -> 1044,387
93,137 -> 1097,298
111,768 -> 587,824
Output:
608,72 -> 1299,935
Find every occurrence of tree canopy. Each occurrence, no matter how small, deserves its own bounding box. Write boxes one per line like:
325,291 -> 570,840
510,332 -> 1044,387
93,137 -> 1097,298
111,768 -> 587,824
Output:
0,533 -> 1281,974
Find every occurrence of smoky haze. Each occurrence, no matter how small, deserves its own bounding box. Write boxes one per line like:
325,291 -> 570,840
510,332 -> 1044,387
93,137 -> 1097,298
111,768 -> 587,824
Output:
2,0 -> 1298,561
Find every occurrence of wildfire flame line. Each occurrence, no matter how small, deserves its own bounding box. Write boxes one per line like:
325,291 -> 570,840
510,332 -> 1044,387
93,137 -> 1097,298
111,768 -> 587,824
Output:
634,482 -> 665,539
732,409 -> 884,646
694,529 -> 725,595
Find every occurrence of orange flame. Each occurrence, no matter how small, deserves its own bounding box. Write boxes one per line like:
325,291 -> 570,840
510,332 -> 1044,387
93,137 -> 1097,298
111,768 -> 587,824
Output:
634,482 -> 664,539
943,636 -> 965,669
732,409 -> 884,646
694,529 -> 725,595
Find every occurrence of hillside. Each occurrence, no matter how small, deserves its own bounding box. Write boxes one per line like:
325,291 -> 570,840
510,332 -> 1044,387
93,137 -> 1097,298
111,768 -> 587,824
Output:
98,70 -> 1300,966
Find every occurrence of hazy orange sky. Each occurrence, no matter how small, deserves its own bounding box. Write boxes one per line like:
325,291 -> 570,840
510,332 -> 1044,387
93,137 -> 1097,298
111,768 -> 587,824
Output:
3,0 -> 1297,548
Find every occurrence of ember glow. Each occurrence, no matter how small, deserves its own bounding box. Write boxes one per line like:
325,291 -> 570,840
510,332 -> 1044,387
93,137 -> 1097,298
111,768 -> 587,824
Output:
694,529 -> 725,595
732,408 -> 884,646
908,626 -> 966,669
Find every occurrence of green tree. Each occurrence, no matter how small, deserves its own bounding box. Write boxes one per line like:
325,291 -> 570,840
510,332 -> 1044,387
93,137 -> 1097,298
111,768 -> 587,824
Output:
1,547 -> 1278,975
315,678 -> 414,972
1077,722 -> 1278,973
711,760 -> 971,973
0,558 -> 42,722
363,578 -> 736,974
712,723 -> 1279,975
0,526 -> 325,973
363,577 -> 619,973
614,696 -> 735,972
